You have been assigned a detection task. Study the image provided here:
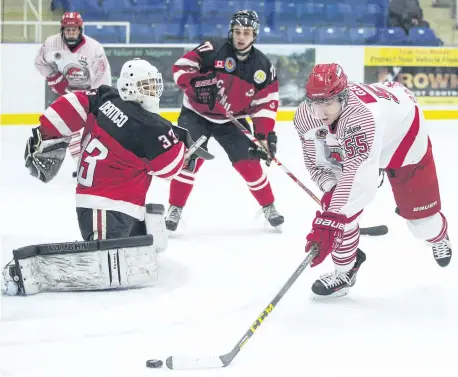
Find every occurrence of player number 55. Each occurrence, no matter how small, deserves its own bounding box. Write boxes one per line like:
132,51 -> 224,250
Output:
344,134 -> 368,159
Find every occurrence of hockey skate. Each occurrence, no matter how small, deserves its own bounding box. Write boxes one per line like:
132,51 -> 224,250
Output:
430,235 -> 452,267
165,205 -> 183,232
311,248 -> 366,300
262,203 -> 284,231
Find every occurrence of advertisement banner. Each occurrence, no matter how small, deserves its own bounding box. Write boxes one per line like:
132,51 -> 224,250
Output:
45,46 -> 185,108
45,45 -> 315,109
364,47 -> 458,106
258,45 -> 315,107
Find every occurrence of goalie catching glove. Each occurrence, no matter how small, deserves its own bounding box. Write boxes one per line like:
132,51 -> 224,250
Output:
24,127 -> 70,183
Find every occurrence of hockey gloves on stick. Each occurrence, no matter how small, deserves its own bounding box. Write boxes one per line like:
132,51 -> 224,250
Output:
190,72 -> 218,111
250,132 -> 277,166
305,211 -> 346,267
24,127 -> 70,183
47,72 -> 69,95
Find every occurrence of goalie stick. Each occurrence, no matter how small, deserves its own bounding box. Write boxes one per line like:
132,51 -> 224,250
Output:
184,135 -> 209,161
223,111 -> 388,237
165,244 -> 319,370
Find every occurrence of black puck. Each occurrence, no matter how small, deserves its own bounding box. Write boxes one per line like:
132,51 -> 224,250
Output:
146,359 -> 163,369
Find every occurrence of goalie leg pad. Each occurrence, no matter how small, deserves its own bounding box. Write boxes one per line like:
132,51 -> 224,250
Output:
145,203 -> 168,252
3,235 -> 158,295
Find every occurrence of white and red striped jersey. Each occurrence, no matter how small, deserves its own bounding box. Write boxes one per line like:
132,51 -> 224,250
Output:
39,86 -> 185,220
35,34 -> 111,90
294,81 -> 429,218
172,39 -> 278,135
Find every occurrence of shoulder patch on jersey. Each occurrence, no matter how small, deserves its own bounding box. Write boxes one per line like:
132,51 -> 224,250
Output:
224,57 -> 236,72
254,70 -> 266,84
214,60 -> 224,69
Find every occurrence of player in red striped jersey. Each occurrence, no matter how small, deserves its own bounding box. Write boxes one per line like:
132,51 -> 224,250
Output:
166,10 -> 283,231
294,63 -> 451,299
35,12 -> 112,178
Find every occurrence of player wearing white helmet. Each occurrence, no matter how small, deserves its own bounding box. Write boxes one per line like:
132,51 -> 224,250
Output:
2,59 -> 213,296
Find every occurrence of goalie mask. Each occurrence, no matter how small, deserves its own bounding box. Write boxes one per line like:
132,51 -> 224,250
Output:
304,63 -> 349,125
117,59 -> 163,114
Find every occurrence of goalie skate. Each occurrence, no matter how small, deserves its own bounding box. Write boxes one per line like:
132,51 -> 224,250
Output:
311,248 -> 366,300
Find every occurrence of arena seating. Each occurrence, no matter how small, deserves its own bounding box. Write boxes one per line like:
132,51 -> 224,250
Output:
54,0 -> 442,45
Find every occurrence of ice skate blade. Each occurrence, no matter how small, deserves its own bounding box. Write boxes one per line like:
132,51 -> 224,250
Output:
309,287 -> 350,301
273,225 -> 283,233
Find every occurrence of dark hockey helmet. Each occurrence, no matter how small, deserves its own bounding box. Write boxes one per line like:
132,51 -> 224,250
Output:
60,12 -> 83,47
228,10 -> 260,43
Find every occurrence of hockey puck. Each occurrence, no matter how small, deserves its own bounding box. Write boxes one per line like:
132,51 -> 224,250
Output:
146,359 -> 163,369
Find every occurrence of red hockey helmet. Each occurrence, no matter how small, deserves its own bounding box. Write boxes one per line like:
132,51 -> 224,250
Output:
60,12 -> 83,47
61,12 -> 83,28
305,63 -> 348,101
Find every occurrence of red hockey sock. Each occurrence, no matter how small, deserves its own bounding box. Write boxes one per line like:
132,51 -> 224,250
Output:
233,160 -> 274,207
168,159 -> 205,208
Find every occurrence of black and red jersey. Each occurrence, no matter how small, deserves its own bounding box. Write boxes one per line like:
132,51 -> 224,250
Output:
172,39 -> 279,135
39,85 -> 185,220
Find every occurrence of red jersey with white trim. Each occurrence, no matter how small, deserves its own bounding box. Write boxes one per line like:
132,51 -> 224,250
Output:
35,34 -> 111,90
39,85 -> 185,220
294,81 -> 429,218
172,39 -> 278,135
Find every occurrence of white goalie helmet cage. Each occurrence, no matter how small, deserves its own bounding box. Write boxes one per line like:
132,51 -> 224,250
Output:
117,58 -> 163,113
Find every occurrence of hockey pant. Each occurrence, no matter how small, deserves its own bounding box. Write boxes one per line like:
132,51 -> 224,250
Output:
169,107 -> 274,208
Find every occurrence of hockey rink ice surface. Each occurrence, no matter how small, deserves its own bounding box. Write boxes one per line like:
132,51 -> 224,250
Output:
0,120 -> 457,377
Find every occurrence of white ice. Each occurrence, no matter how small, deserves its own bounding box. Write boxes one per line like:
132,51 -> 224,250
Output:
0,121 -> 457,377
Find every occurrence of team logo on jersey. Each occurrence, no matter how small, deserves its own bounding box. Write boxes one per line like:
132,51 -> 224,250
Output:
214,60 -> 224,69
315,128 -> 328,139
246,88 -> 255,97
224,57 -> 236,72
329,146 -> 344,162
254,70 -> 266,84
63,63 -> 90,86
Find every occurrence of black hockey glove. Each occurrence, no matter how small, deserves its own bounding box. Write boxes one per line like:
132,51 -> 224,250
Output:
190,72 -> 218,111
250,132 -> 277,167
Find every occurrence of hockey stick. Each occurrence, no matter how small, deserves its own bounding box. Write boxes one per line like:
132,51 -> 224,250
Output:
184,135 -> 208,161
224,111 -> 388,237
165,244 -> 319,370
